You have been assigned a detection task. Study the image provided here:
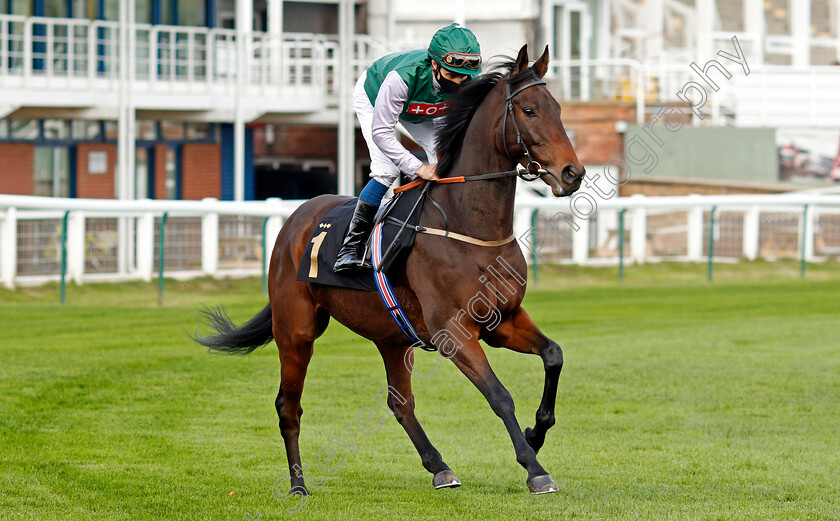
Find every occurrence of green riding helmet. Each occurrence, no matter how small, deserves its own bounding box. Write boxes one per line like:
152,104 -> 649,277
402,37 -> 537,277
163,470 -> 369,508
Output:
427,23 -> 482,76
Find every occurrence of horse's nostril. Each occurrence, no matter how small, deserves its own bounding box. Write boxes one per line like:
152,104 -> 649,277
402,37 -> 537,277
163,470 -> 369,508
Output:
561,165 -> 581,185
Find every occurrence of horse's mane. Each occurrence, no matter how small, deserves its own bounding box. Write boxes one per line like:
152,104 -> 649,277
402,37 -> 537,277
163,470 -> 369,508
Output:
435,57 -> 537,177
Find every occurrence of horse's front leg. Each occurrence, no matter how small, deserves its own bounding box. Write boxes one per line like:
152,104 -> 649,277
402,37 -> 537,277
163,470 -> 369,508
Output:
447,340 -> 558,494
483,307 -> 563,454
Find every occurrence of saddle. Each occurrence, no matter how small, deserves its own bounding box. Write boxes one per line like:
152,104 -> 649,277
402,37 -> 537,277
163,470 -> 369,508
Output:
295,185 -> 429,291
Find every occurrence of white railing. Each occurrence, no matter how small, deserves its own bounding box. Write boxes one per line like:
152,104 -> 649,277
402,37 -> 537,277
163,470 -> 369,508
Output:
0,196 -> 302,288
0,15 -> 335,112
1,192 -> 839,289
519,193 -> 840,267
0,15 -> 120,82
732,66 -> 840,127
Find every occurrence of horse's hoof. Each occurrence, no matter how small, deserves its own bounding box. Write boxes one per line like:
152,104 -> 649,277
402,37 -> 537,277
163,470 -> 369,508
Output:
527,474 -> 558,495
433,469 -> 462,489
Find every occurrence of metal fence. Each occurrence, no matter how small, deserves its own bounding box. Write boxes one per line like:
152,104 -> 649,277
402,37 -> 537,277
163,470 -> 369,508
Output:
1,193 -> 839,290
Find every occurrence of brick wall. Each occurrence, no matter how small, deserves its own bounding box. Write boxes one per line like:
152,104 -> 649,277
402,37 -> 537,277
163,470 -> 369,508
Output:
75,143 -> 116,198
154,143 -> 169,199
561,101 -> 637,164
254,125 -> 338,159
181,143 -> 221,200
0,143 -> 35,195
252,124 -> 375,163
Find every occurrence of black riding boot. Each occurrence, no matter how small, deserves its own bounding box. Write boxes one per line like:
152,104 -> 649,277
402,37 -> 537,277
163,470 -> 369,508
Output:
334,199 -> 378,273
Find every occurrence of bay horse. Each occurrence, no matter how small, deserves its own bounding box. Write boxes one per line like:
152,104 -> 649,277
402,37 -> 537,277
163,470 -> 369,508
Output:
196,45 -> 584,495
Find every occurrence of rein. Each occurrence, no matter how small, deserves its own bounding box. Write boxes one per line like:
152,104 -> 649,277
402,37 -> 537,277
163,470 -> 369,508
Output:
393,162 -> 538,194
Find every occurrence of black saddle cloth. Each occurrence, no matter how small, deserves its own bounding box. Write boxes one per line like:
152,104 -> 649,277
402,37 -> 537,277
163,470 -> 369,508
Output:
296,187 -> 427,291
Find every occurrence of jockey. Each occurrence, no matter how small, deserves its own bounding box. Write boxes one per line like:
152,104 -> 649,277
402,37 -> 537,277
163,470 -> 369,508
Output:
334,23 -> 482,272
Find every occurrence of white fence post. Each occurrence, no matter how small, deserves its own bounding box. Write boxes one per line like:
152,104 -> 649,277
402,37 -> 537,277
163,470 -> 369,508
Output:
572,215 -> 590,265
743,205 -> 760,260
67,211 -> 86,285
264,198 -> 284,273
202,198 -> 219,276
687,197 -> 704,261
136,210 -> 155,282
116,215 -> 132,276
802,204 -> 816,262
630,194 -> 647,264
596,208 -> 617,259
1,207 -> 17,289
513,207 -> 534,264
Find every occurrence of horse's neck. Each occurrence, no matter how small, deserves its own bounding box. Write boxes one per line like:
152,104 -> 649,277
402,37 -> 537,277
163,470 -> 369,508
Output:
436,106 -> 517,240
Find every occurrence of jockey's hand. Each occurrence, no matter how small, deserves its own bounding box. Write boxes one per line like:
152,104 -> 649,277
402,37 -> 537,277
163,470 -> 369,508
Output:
416,164 -> 439,181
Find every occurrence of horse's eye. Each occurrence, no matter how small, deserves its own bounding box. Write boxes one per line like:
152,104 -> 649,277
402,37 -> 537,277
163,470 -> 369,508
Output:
523,107 -> 537,117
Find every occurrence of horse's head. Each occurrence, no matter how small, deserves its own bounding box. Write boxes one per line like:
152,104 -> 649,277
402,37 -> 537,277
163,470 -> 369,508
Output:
497,45 -> 584,197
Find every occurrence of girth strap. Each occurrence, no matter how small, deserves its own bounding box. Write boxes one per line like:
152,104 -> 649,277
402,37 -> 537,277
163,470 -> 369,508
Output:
383,216 -> 515,247
419,227 -> 516,247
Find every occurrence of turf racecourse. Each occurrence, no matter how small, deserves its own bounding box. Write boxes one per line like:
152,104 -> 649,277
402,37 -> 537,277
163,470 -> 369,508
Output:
1,261 -> 838,521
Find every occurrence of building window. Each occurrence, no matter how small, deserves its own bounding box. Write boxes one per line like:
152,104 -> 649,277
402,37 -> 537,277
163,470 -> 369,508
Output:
71,0 -> 98,20
72,120 -> 101,140
45,0 -> 70,17
34,146 -> 72,198
165,146 -> 181,199
104,121 -> 118,140
137,120 -> 157,140
136,146 -> 153,199
161,120 -> 185,140
178,0 -> 204,26
10,0 -> 32,15
103,0 -> 118,20
186,122 -> 212,140
44,119 -> 72,140
136,0 -> 151,23
11,120 -> 38,139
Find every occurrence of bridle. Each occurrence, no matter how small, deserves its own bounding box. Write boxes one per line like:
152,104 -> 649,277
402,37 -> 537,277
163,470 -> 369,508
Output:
502,74 -> 550,182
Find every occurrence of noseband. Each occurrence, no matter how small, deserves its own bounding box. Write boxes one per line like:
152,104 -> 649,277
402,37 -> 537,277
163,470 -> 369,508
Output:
502,75 -> 549,181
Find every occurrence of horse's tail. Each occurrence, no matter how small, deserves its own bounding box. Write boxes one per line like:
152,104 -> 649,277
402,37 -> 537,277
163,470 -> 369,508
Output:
194,304 -> 274,355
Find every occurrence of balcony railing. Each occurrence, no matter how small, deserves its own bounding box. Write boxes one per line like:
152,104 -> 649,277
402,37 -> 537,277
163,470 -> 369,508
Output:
0,15 -> 338,106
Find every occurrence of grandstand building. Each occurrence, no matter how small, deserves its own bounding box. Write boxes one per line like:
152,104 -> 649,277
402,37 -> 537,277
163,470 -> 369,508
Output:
1,0 -> 840,203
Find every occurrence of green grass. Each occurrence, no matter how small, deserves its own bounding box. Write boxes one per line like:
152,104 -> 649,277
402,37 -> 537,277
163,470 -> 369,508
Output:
1,262 -> 839,520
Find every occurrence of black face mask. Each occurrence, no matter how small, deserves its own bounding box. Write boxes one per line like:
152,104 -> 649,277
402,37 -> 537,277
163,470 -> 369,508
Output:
434,67 -> 462,94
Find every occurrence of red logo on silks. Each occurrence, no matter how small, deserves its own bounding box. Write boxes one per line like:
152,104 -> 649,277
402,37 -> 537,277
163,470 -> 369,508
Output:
407,101 -> 451,116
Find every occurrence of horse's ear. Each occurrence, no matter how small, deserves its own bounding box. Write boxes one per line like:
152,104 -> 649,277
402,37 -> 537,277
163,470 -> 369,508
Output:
513,45 -> 529,74
532,45 -> 550,78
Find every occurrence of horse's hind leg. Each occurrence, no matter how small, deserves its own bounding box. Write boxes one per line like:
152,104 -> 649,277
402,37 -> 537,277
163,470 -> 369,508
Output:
376,343 -> 459,489
272,289 -> 329,496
